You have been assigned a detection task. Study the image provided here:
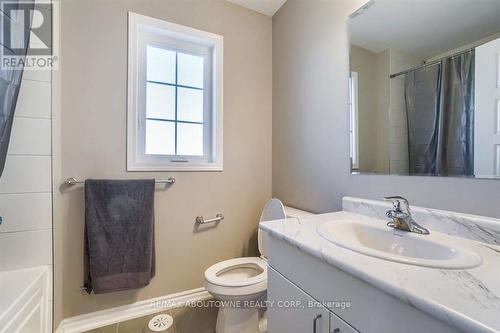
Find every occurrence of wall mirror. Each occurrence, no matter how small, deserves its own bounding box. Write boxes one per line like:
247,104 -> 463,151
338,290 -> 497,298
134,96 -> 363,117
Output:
348,0 -> 500,179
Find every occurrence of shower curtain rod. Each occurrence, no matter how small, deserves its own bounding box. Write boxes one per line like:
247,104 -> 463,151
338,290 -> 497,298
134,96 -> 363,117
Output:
389,47 -> 475,79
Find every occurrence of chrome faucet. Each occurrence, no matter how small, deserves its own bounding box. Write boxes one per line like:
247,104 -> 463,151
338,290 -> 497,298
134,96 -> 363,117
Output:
384,196 -> 429,235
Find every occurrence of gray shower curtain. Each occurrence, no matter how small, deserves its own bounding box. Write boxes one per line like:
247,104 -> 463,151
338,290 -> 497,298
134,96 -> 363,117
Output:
0,0 -> 34,177
404,51 -> 475,177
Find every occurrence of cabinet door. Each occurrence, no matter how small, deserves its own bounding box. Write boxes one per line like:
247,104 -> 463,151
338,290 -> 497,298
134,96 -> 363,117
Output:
330,312 -> 359,333
268,267 -> 330,333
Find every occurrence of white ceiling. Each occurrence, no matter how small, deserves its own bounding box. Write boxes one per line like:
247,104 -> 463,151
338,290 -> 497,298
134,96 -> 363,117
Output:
349,0 -> 500,59
226,0 -> 287,17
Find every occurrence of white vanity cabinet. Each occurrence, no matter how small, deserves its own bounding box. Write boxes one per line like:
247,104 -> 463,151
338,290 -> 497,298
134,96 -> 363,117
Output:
268,267 -> 358,333
330,312 -> 358,333
266,235 -> 460,333
268,268 -> 332,333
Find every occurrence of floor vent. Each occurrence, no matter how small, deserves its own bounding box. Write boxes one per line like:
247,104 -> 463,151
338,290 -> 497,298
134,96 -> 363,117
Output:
148,313 -> 173,332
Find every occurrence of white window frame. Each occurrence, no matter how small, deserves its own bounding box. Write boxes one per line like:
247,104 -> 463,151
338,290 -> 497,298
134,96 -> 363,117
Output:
349,71 -> 359,169
127,12 -> 223,171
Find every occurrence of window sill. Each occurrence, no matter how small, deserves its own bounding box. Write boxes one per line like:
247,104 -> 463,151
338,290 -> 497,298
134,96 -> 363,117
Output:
127,163 -> 223,172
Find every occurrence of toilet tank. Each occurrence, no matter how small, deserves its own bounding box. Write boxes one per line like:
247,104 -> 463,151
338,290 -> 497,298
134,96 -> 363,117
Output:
285,206 -> 316,219
258,199 -> 314,258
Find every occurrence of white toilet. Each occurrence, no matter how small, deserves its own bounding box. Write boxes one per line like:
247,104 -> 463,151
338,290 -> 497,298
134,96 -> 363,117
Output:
204,199 -> 312,333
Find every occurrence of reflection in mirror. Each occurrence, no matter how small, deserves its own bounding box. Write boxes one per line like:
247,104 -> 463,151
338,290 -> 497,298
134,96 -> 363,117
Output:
348,0 -> 500,179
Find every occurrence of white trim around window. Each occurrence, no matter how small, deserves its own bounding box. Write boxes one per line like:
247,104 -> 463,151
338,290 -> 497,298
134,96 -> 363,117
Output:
349,71 -> 359,170
127,12 -> 223,171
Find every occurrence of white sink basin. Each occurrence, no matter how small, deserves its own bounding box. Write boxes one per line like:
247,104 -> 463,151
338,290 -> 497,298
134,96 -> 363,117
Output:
317,220 -> 482,269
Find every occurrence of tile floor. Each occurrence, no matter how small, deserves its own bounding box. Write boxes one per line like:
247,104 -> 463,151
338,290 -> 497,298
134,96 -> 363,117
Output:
84,301 -> 218,333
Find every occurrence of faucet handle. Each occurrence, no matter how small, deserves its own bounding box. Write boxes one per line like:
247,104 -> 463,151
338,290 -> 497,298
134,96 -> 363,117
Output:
384,196 -> 410,212
384,195 -> 409,204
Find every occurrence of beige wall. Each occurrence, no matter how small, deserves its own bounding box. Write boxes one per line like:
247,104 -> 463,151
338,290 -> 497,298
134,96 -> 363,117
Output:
272,0 -> 500,218
272,0 -> 355,212
56,0 -> 272,320
351,45 -> 422,175
350,45 -> 390,174
351,45 -> 423,175
350,45 -> 377,172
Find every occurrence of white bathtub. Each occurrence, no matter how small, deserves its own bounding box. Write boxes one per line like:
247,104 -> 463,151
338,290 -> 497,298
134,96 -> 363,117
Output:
0,266 -> 51,333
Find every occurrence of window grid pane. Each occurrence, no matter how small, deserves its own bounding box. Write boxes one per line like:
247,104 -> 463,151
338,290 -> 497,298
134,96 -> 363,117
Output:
146,82 -> 175,120
147,46 -> 176,84
145,120 -> 175,155
146,47 -> 205,156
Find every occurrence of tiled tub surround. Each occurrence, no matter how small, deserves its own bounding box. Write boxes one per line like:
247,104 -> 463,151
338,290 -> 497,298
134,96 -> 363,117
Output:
260,197 -> 500,333
0,47 -> 52,332
0,72 -> 52,271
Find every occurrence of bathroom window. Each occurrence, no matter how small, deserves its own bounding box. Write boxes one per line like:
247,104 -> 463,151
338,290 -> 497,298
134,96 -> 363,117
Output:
127,12 -> 223,171
349,71 -> 359,169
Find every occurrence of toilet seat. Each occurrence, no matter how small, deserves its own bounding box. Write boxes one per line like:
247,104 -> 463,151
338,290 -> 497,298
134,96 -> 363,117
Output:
203,199 -> 313,333
205,257 -> 267,287
204,198 -> 287,296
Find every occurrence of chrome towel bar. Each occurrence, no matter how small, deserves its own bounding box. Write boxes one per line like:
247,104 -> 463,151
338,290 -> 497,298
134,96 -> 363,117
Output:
64,177 -> 176,186
196,213 -> 224,224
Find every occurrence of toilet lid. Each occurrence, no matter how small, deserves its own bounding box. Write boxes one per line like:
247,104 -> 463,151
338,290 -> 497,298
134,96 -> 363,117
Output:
258,198 -> 286,258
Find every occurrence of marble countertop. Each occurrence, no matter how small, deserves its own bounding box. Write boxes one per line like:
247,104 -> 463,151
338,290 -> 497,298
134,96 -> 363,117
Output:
260,211 -> 500,333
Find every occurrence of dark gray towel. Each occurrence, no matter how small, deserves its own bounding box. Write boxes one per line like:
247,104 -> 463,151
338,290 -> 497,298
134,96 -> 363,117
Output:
84,179 -> 155,294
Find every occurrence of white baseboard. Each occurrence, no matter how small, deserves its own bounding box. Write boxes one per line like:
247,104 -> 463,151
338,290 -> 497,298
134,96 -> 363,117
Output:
59,287 -> 211,333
